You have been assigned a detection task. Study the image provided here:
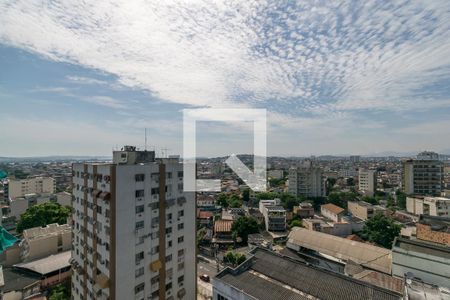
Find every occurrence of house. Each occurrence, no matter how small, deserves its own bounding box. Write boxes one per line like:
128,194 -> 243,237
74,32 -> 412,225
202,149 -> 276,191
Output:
415,215 -> 449,246
293,202 -> 314,218
321,203 -> 345,222
0,266 -> 42,299
213,219 -> 234,246
348,201 -> 381,221
197,210 -> 214,227
259,199 -> 286,232
302,218 -> 352,237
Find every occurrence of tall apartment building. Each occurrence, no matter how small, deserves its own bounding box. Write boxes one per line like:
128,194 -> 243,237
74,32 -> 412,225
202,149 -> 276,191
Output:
8,177 -> 55,198
358,169 -> 377,196
288,161 -> 325,197
402,151 -> 443,196
71,146 -> 195,300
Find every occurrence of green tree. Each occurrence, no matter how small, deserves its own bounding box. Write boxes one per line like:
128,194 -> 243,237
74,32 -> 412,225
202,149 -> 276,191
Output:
49,282 -> 71,300
289,219 -> 303,228
361,213 -> 401,248
396,190 -> 407,209
216,193 -> 229,208
223,251 -> 246,267
361,196 -> 379,205
16,203 -> 70,233
231,216 -> 259,243
242,188 -> 250,203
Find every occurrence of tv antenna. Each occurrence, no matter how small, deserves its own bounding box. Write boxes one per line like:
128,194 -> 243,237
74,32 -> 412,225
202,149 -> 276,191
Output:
144,128 -> 148,151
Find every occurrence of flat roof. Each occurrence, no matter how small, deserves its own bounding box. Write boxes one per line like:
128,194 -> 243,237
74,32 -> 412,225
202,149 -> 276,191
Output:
1,267 -> 40,293
216,248 -> 401,300
393,237 -> 450,259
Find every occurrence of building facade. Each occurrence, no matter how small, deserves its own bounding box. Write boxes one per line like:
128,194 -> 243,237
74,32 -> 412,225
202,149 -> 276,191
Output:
288,161 -> 325,197
406,196 -> 450,217
8,177 -> 55,199
347,201 -> 379,221
71,146 -> 195,300
402,151 -> 444,196
259,199 -> 286,232
358,169 -> 377,196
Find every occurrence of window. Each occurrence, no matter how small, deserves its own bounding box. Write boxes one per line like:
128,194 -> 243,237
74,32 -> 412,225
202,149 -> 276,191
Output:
165,254 -> 172,262
151,245 -> 159,255
136,205 -> 145,214
151,188 -> 159,195
177,171 -> 183,178
135,252 -> 144,264
135,221 -> 144,230
165,282 -> 172,290
217,295 -> 229,300
178,275 -> 184,284
177,223 -> 184,230
178,183 -> 183,191
167,213 -> 172,220
178,210 -> 184,218
166,227 -> 172,234
134,283 -> 145,294
177,262 -> 184,270
151,275 -> 159,285
135,267 -> 144,278
178,236 -> 184,243
168,240 -> 172,248
178,249 -> 184,257
167,172 -> 172,179
135,174 -> 145,182
135,190 -> 145,197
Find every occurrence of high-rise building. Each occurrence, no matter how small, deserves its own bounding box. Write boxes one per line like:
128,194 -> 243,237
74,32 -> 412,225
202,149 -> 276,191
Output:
402,151 -> 443,196
358,169 -> 377,196
71,146 -> 195,300
8,177 -> 55,198
288,161 -> 325,197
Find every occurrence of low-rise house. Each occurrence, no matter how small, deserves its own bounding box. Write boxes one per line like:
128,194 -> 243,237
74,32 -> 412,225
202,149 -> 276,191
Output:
321,203 -> 345,222
406,196 -> 450,217
293,202 -> 314,218
303,218 -> 352,237
415,215 -> 449,246
55,191 -> 71,207
213,219 -> 234,246
197,210 -> 214,227
348,201 -> 381,221
0,266 -> 42,299
20,223 -> 71,262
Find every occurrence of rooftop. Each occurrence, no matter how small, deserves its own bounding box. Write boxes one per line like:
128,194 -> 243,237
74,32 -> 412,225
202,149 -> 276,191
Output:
215,248 -> 401,300
287,228 -> 392,274
393,237 -> 450,260
23,223 -> 71,240
321,203 -> 345,215
15,251 -> 71,275
419,215 -> 450,233
214,219 -> 233,233
0,267 -> 41,293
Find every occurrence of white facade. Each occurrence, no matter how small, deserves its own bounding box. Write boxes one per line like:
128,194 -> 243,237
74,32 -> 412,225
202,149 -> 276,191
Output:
71,148 -> 195,300
288,161 -> 325,197
8,177 -> 55,198
258,199 -> 286,232
56,191 -> 72,207
406,196 -> 450,217
358,169 -> 377,197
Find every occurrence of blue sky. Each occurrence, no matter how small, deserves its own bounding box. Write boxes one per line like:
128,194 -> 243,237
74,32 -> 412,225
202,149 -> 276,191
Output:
0,0 -> 449,157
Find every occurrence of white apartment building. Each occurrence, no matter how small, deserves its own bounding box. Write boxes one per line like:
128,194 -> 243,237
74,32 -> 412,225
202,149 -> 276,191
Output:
358,169 -> 377,196
406,196 -> 450,217
71,146 -> 195,300
258,199 -> 286,232
8,177 -> 55,198
8,193 -> 54,219
288,161 -> 325,197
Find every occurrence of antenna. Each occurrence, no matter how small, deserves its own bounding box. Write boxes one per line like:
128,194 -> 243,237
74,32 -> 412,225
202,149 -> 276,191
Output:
145,128 -> 147,151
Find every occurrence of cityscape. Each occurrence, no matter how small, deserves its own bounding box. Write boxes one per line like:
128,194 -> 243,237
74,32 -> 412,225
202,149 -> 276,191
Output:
1,1 -> 450,300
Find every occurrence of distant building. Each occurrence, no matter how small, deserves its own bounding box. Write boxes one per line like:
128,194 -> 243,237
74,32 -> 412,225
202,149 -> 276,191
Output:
267,169 -> 284,179
320,203 -> 345,222
8,193 -> 54,219
302,218 -> 352,237
415,215 -> 449,246
402,151 -> 443,196
350,155 -> 361,163
213,247 -> 401,300
358,169 -> 377,196
392,237 -> 450,288
348,201 -> 381,221
288,161 -> 326,197
56,191 -> 72,207
293,202 -> 314,218
8,177 -> 55,199
21,223 -> 71,262
406,196 -> 450,217
213,219 -> 234,246
259,199 -> 286,232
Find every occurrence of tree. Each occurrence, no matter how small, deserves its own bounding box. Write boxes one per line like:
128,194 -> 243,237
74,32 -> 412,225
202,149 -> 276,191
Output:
49,282 -> 71,300
361,196 -> 379,205
361,213 -> 401,248
242,188 -> 250,203
231,216 -> 259,243
223,251 -> 246,267
346,178 -> 355,186
16,202 -> 70,233
396,190 -> 407,209
216,193 -> 229,208
289,219 -> 303,228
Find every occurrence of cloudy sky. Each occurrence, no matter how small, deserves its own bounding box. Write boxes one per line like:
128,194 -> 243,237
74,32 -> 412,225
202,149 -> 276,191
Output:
0,0 -> 449,157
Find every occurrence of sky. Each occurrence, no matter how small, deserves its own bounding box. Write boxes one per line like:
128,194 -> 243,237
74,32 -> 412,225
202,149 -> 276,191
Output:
0,0 -> 450,157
